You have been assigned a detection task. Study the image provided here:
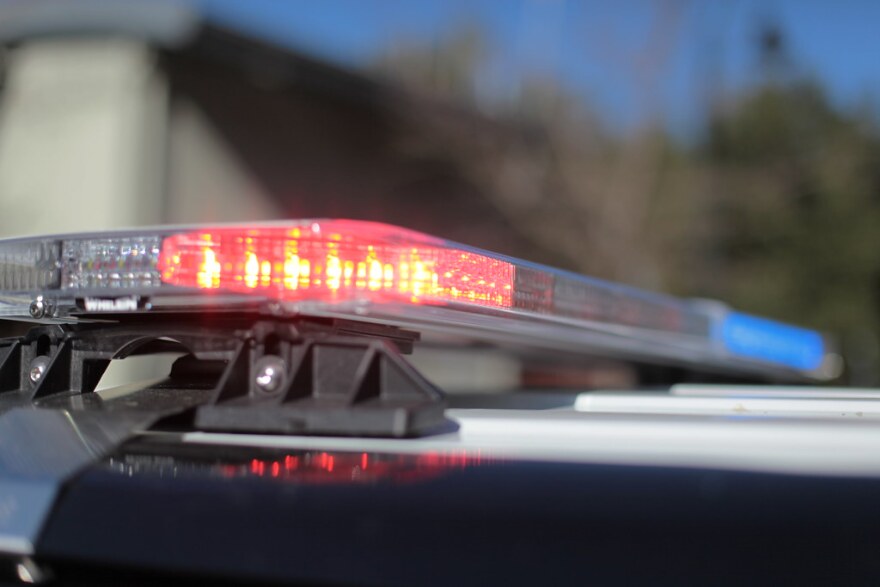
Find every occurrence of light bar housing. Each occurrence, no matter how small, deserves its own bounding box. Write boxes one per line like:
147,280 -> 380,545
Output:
0,220 -> 837,381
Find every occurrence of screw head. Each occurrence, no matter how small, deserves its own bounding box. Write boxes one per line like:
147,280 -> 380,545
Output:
28,356 -> 50,384
29,297 -> 47,319
254,355 -> 286,394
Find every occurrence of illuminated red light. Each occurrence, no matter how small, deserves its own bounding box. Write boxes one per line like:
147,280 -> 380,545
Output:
154,220 -> 701,342
158,220 -> 514,308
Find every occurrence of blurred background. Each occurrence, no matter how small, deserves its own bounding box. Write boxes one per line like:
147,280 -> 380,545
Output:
0,0 -> 877,384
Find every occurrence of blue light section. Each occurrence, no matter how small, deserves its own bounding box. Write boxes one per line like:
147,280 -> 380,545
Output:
720,312 -> 825,371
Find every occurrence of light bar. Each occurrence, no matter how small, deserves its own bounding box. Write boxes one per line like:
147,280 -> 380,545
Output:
0,219 -> 836,380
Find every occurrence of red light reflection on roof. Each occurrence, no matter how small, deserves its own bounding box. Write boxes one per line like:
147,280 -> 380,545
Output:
229,450 -> 495,485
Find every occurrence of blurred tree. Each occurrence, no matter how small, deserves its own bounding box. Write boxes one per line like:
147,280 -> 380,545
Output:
373,11 -> 691,291
373,23 -> 488,104
374,13 -> 880,384
695,82 -> 880,383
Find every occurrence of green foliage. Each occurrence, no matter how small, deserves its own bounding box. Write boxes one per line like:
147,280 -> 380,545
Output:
374,26 -> 880,382
699,83 -> 880,381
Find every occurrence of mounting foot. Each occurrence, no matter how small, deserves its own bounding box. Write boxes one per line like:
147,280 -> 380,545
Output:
0,317 -> 448,437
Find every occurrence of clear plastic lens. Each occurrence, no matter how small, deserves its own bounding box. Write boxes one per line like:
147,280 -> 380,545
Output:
158,223 -> 705,337
159,222 -> 515,307
61,237 -> 163,289
0,221 -> 831,379
0,240 -> 60,291
550,272 -> 710,337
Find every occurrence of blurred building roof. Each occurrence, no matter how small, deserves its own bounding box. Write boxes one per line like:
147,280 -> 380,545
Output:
0,0 -> 562,267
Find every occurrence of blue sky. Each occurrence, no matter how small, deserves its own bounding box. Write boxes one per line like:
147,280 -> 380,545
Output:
201,0 -> 880,135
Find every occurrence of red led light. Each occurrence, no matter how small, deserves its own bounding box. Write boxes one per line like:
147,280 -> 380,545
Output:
158,220 -> 514,308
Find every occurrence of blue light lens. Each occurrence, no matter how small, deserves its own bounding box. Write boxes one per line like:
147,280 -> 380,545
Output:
720,312 -> 825,371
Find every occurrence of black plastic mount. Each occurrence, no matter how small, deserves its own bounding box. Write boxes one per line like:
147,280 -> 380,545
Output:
0,316 -> 448,437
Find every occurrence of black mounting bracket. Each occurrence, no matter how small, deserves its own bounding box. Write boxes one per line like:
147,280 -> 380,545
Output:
0,316 -> 448,437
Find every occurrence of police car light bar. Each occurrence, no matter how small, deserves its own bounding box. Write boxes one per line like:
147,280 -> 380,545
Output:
0,219 -> 836,381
